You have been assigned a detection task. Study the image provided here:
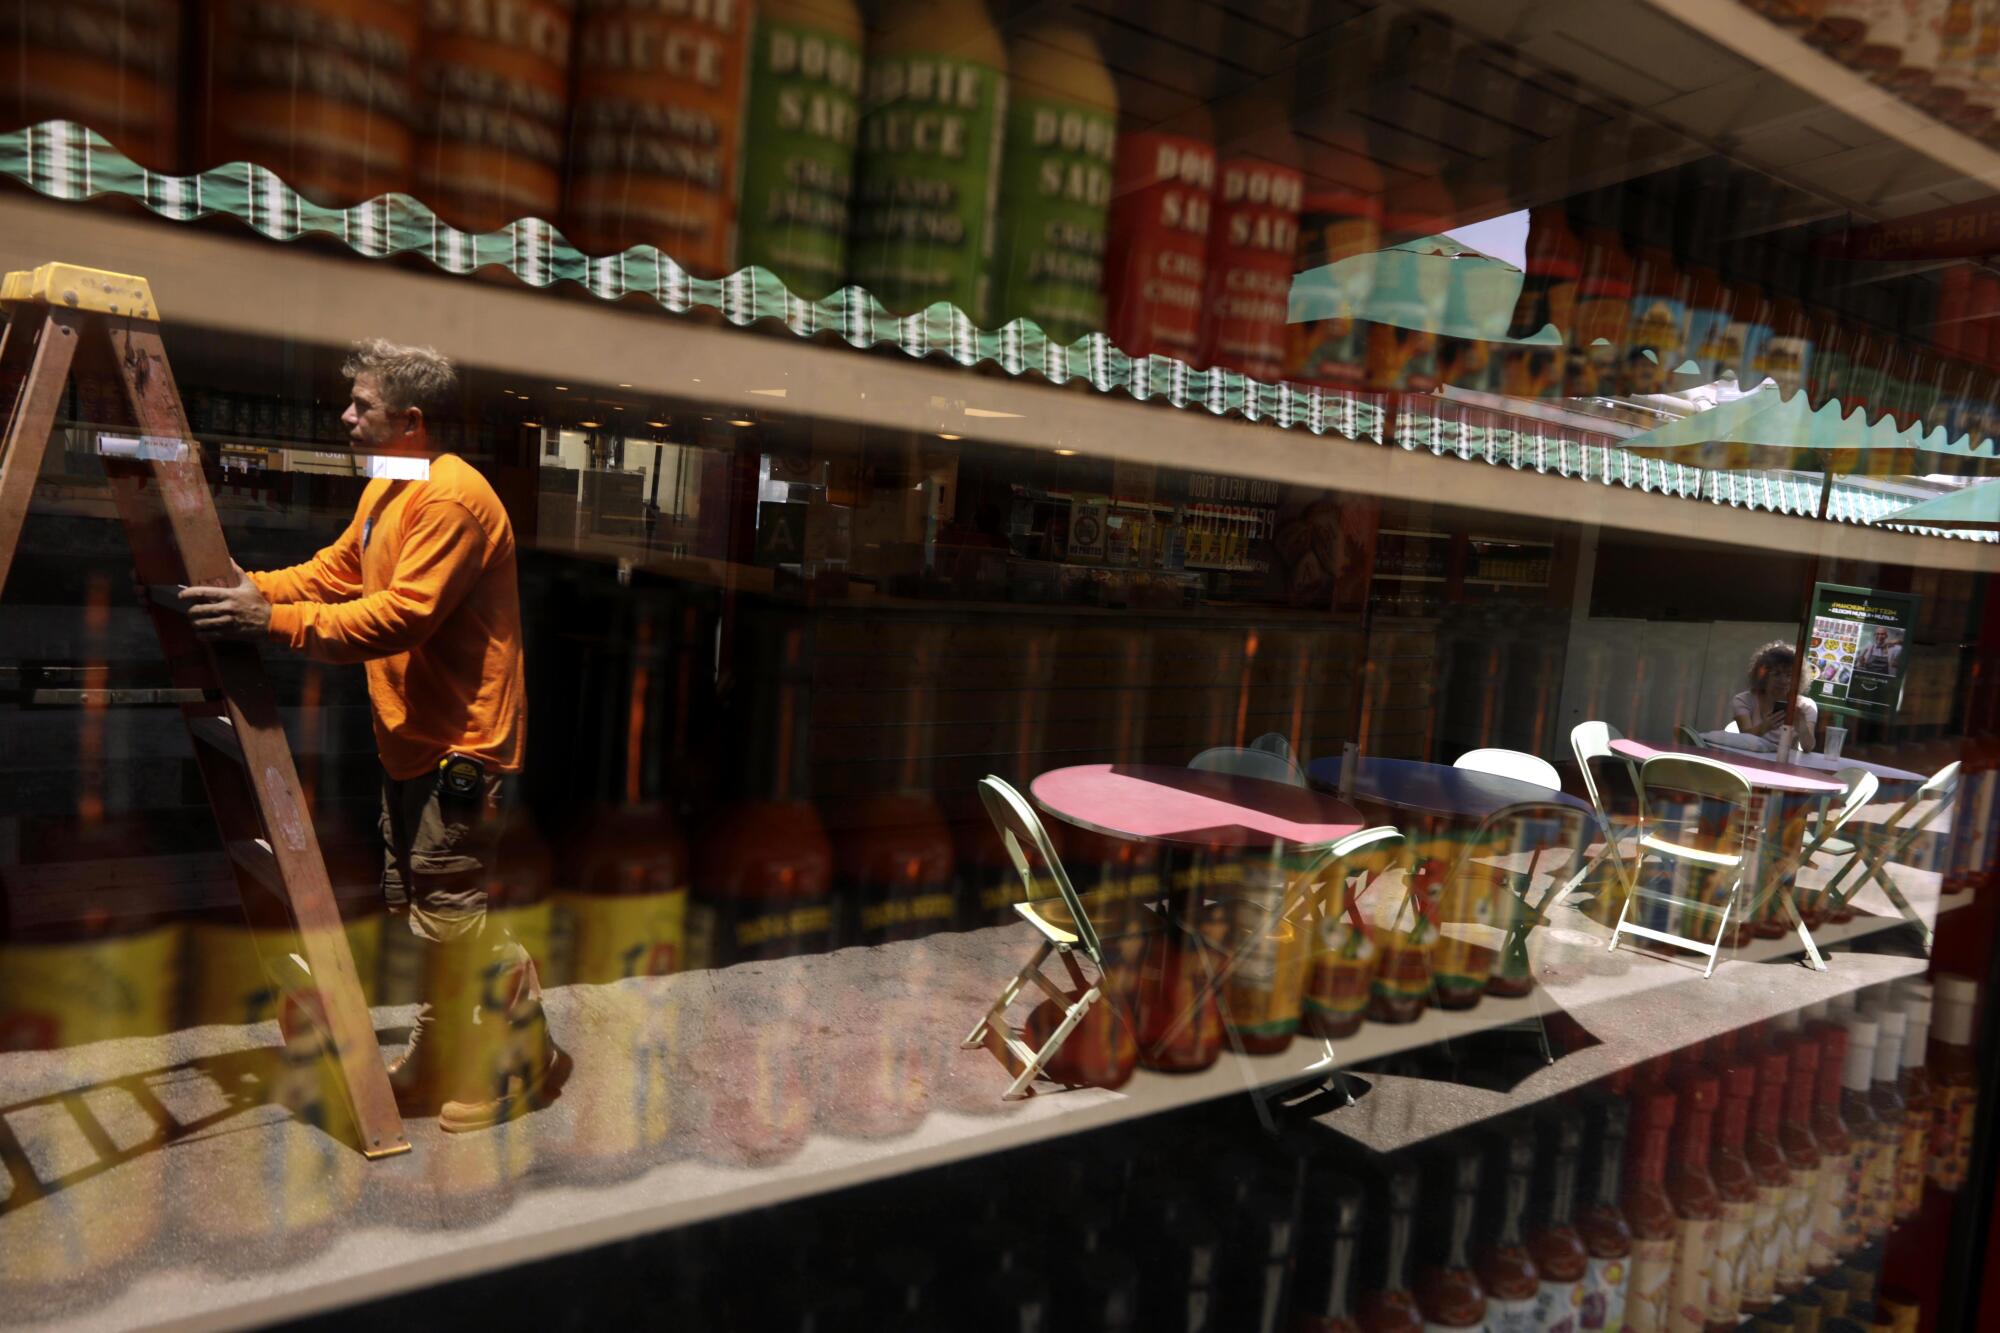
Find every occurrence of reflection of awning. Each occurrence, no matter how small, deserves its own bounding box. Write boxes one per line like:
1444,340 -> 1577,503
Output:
1877,479 -> 2000,531
1289,235 -> 1561,345
1618,384 -> 2000,476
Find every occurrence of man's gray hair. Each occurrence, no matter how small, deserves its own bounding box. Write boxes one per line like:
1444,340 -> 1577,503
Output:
343,338 -> 457,424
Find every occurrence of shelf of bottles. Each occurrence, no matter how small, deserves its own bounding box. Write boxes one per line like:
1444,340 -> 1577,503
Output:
7,0 -> 2000,529
271,965 -> 1983,1333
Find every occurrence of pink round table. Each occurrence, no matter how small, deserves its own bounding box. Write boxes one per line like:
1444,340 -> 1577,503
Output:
1030,763 -> 1368,849
1609,739 -> 1846,795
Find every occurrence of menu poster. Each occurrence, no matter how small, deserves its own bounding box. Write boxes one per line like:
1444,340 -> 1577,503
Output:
1804,582 -> 1920,719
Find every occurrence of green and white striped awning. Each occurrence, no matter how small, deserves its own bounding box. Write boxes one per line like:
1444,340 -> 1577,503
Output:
1,120 -> 1989,543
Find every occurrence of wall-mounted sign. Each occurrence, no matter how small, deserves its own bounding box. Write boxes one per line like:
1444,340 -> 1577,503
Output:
1805,582 -> 1920,720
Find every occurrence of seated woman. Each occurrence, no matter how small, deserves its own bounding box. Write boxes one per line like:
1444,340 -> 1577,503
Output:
1731,640 -> 1818,753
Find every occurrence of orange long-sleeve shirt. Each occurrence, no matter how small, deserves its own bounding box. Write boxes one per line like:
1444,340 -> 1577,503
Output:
248,454 -> 526,780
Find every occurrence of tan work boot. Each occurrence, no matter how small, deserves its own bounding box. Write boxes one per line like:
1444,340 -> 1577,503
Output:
437,952 -> 565,1133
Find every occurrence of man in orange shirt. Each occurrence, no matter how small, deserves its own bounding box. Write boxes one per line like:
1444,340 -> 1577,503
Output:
181,339 -> 557,1133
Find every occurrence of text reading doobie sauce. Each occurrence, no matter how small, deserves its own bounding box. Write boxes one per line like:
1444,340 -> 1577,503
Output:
1198,133 -> 1303,380
737,0 -> 863,297
416,0 -> 575,234
1104,119 -> 1215,362
847,0 -> 1007,321
566,0 -> 753,275
991,25 -> 1116,345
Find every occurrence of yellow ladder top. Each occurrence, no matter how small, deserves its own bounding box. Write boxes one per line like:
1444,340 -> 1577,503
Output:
0,262 -> 156,320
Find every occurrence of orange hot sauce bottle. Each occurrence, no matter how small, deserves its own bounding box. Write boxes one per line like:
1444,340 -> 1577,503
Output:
1622,1089 -> 1681,1333
1707,1061 -> 1758,1330
1740,1048 -> 1793,1313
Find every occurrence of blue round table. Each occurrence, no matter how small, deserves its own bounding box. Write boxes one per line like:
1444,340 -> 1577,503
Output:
1304,755 -> 1593,822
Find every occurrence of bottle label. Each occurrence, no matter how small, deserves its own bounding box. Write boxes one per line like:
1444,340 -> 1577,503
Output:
736,17 -> 864,297
1303,918 -> 1374,1027
1624,1236 -> 1675,1333
1487,1294 -> 1540,1332
849,52 -> 1007,321
1430,873 -> 1497,994
1746,1185 -> 1785,1305
1580,1253 -> 1629,1333
1720,317 -> 1772,388
1812,1151 -> 1853,1270
1685,304 -> 1733,383
1200,159 -> 1303,380
1843,1149 -> 1870,1251
991,94 -> 1115,344
1567,295 -> 1629,398
1896,1119 -> 1928,1217
1106,131 -> 1214,360
568,0 -> 751,274
1286,208 -> 1380,388
1223,876 -> 1310,1036
685,894 -> 835,967
1930,1085 -> 1977,1189
1760,334 -> 1814,398
1779,1170 -> 1819,1287
562,888 -> 687,985
1535,1277 -> 1584,1333
418,0 -> 572,229
1863,1137 -> 1898,1235
1709,1199 -> 1752,1321
185,919 -> 380,1026
1621,294 -> 1687,395
1668,1217 -> 1716,1333
1367,321 -> 1441,394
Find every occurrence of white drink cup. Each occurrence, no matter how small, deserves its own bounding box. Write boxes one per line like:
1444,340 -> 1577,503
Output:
1824,726 -> 1847,761
1776,724 -> 1796,764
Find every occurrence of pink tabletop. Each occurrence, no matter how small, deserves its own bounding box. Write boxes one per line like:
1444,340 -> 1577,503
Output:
1031,764 -> 1368,849
1610,739 -> 1846,795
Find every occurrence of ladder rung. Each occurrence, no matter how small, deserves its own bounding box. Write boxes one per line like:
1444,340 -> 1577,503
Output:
224,837 -> 285,900
187,712 -> 242,759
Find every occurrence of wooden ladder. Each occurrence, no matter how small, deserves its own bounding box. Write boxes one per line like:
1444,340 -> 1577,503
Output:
0,262 -> 409,1159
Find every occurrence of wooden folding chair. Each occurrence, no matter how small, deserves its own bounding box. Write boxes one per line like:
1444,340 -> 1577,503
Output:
1807,761 -> 1959,949
1610,754 -> 1756,977
962,776 -> 1118,1100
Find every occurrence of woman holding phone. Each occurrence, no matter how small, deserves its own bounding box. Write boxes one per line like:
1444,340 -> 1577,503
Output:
1731,641 -> 1819,753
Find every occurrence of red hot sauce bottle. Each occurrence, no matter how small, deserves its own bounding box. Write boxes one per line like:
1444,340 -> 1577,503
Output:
1530,1107 -> 1591,1333
1359,1165 -> 1425,1333
1415,1145 -> 1489,1331
1576,1092 -> 1634,1333
1476,1124 -> 1543,1332
1775,1035 -> 1826,1296
1664,1075 -> 1722,1333
1741,1048 -> 1793,1313
1622,1089 -> 1681,1333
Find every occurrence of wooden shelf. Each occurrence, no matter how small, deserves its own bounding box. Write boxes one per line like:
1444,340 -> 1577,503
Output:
0,195 -> 1989,574
0,840 -> 1963,1330
1464,577 -> 1551,588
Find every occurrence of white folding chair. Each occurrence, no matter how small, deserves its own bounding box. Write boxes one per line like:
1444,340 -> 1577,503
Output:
1737,765 -> 1878,968
1809,761 -> 1960,949
1557,721 -> 1643,909
963,776 -> 1117,1100
1454,747 -> 1562,790
1189,744 -> 1308,787
1610,754 -> 1756,977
